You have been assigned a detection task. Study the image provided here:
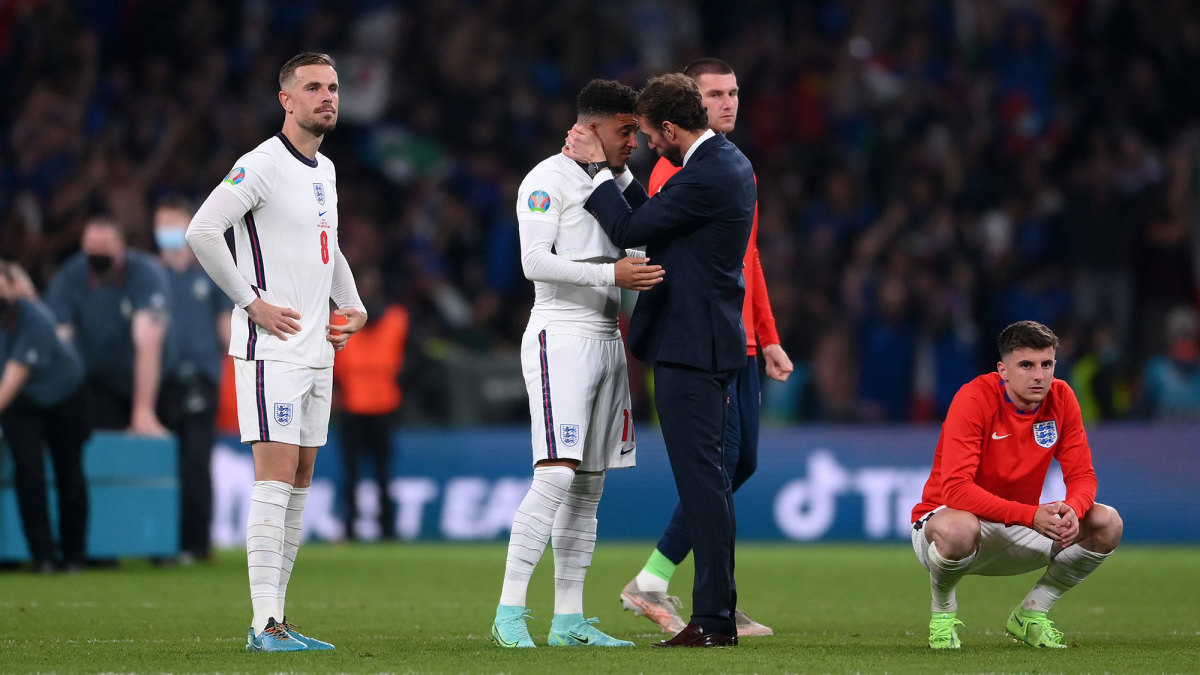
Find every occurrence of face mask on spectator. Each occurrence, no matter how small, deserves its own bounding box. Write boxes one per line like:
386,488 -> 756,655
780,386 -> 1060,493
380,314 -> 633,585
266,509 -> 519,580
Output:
86,254 -> 114,274
156,227 -> 187,251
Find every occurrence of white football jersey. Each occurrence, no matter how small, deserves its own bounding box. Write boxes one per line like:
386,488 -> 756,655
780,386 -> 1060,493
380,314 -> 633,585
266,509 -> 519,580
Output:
517,153 -> 626,334
218,133 -> 339,367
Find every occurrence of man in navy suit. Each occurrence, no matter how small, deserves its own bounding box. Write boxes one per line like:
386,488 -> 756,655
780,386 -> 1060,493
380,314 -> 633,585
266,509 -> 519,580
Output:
565,73 -> 756,647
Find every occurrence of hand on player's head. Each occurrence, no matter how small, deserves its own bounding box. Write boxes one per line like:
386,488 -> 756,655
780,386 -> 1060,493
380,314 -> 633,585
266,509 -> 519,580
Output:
564,124 -> 605,164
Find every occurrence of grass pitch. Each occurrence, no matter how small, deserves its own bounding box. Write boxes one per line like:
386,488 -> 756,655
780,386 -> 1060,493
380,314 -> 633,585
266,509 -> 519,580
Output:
1,542 -> 1197,673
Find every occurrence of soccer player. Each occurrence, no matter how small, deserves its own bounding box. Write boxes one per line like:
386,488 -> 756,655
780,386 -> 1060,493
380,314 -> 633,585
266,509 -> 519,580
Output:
566,73 -> 756,648
617,57 -> 792,639
186,52 -> 366,653
491,79 -> 664,649
911,320 -> 1123,649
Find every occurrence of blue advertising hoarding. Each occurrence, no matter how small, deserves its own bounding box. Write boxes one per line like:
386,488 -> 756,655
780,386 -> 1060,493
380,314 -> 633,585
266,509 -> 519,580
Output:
3,424 -> 1195,560
208,424 -> 1199,546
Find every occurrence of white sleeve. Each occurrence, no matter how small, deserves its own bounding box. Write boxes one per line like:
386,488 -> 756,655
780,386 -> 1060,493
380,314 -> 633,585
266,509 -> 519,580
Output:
330,246 -> 365,311
186,187 -> 258,309
614,168 -> 635,191
519,216 -> 615,287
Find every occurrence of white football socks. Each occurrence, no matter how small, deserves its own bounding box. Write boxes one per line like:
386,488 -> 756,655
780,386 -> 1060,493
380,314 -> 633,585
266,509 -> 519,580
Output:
276,485 -> 308,621
1022,545 -> 1110,612
247,480 -> 292,635
927,540 -> 976,613
552,471 -> 604,616
498,465 -> 574,608
635,568 -> 670,594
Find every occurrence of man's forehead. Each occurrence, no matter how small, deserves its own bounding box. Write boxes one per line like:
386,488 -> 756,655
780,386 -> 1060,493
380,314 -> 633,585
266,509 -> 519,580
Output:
290,64 -> 337,85
1008,347 -> 1056,362
695,72 -> 738,92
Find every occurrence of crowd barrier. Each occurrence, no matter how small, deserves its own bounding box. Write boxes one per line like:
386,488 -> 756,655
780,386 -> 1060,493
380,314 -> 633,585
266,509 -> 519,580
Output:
0,432 -> 178,561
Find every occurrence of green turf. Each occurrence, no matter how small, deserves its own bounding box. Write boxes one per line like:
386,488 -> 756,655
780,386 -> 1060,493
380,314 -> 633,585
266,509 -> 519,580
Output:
1,542 -> 1196,673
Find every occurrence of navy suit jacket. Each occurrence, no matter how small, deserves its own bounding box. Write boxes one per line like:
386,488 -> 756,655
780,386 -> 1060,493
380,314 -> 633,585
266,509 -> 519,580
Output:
586,133 -> 756,372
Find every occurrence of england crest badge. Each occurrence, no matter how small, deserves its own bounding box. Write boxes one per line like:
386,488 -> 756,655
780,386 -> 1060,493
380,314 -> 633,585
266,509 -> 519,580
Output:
560,424 -> 580,447
313,182 -> 326,205
274,402 -> 294,426
1032,420 -> 1057,448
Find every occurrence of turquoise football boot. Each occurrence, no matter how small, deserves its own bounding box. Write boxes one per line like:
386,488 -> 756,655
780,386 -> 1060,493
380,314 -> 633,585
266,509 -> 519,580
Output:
245,617 -> 307,652
547,614 -> 634,647
281,617 -> 335,650
492,605 -> 536,648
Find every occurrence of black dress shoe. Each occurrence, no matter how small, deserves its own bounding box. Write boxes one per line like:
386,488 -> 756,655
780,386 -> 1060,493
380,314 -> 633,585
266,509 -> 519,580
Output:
652,622 -> 738,647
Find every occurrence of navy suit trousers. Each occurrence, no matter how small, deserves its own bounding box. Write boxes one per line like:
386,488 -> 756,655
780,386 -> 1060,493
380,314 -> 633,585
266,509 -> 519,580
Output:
657,354 -> 760,565
654,362 -> 739,636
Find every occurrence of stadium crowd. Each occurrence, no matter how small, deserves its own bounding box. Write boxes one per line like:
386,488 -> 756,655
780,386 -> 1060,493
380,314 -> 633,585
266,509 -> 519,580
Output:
2,0 -> 1199,425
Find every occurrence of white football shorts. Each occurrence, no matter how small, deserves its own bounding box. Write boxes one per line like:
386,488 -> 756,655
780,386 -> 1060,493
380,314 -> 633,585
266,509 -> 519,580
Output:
911,505 -> 1055,576
234,357 -> 333,447
520,327 -> 636,471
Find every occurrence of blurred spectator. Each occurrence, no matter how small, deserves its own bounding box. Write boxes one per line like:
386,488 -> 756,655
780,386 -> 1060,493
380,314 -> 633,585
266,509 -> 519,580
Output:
1140,306 -> 1200,422
333,267 -> 408,540
1069,321 -> 1131,423
154,196 -> 230,562
0,261 -> 91,573
43,216 -> 170,434
4,1 -> 1200,425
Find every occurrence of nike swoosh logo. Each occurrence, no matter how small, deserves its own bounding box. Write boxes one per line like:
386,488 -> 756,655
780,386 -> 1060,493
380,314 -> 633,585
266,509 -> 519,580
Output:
318,210 -> 328,217
620,447 -> 634,455
1015,617 -> 1025,627
569,632 -> 590,644
492,628 -> 518,648
992,432 -> 1011,440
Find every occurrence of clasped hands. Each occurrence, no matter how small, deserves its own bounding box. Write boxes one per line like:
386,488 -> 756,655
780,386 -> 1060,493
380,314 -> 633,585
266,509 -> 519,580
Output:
1033,501 -> 1080,546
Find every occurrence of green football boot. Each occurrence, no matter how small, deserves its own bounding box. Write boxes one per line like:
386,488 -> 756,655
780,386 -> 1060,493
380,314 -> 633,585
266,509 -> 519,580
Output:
928,611 -> 965,649
1006,607 -> 1067,648
547,614 -> 634,647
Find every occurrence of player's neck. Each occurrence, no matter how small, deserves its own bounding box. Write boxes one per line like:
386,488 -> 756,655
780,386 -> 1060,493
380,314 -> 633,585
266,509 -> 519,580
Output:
279,123 -> 324,160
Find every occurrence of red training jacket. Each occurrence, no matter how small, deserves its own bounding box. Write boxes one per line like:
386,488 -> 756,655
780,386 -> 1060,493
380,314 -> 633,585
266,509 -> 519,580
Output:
912,372 -> 1098,527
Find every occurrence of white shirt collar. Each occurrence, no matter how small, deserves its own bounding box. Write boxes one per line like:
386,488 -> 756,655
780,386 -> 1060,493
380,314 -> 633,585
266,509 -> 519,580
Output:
681,128 -> 716,167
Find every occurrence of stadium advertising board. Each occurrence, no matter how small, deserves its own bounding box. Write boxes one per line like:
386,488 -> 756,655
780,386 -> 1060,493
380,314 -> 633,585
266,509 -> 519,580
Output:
207,425 -> 1197,546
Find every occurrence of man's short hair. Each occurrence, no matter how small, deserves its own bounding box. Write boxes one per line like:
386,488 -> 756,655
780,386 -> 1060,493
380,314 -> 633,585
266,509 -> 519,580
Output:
84,213 -> 122,232
998,320 -> 1059,357
154,194 -> 194,217
279,52 -> 336,90
577,79 -> 637,119
636,73 -> 708,132
683,57 -> 735,80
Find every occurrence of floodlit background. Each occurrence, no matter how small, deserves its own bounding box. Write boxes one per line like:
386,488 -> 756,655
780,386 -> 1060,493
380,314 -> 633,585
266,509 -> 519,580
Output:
1,1 -> 1198,556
